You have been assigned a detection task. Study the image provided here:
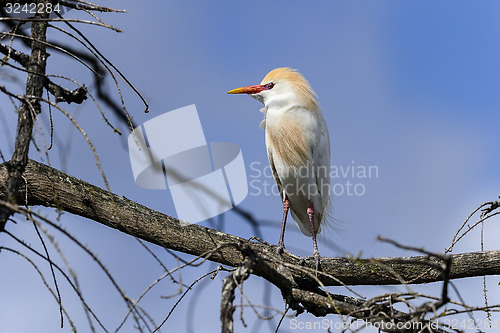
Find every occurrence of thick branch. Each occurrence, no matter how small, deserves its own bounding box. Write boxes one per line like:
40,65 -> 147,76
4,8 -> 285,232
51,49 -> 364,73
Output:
0,6 -> 49,231
1,159 -> 499,289
1,160 -> 497,332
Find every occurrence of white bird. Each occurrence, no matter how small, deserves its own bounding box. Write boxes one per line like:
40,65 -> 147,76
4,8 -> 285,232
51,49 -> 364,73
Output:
228,67 -> 331,268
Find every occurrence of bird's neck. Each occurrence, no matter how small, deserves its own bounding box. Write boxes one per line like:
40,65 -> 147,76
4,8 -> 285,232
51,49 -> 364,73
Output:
263,90 -> 319,114
264,93 -> 304,112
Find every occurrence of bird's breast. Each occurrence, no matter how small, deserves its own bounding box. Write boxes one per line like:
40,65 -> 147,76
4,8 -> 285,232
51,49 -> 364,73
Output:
265,108 -> 318,169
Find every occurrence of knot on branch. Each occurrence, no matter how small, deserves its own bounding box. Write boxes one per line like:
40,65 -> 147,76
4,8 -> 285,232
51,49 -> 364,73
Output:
481,196 -> 500,218
45,79 -> 87,104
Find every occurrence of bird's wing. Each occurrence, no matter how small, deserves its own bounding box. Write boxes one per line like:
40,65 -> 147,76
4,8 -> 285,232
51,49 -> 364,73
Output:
312,114 -> 331,209
267,149 -> 284,201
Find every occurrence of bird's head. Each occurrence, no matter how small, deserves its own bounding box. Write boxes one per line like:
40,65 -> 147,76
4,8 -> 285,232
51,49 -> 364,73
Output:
228,67 -> 318,111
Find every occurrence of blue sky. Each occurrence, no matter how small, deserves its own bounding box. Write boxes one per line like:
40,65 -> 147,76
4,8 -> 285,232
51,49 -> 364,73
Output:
1,1 -> 500,332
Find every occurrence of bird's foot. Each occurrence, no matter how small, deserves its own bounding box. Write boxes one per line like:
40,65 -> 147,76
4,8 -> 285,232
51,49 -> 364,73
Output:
276,242 -> 285,255
299,252 -> 321,274
313,251 -> 321,273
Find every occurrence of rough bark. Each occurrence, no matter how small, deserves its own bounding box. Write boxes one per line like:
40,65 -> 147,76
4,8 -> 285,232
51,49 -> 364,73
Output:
1,159 -> 500,291
0,5 -> 49,231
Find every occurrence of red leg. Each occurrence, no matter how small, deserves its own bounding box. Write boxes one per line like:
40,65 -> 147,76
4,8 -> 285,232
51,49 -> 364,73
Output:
277,192 -> 289,254
307,201 -> 320,271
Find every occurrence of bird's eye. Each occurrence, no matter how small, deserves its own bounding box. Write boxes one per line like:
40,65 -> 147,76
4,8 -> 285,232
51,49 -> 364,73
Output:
264,82 -> 275,90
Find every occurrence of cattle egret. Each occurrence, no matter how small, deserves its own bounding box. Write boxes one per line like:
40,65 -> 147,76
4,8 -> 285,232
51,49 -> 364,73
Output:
228,67 -> 331,269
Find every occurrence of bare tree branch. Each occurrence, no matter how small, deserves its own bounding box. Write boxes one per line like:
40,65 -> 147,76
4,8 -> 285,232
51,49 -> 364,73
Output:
221,255 -> 253,333
0,4 -> 49,231
2,159 -> 499,332
1,159 -> 499,289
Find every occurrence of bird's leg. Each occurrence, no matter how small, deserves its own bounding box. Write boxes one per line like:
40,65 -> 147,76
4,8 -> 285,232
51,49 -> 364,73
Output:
276,192 -> 290,255
307,201 -> 321,272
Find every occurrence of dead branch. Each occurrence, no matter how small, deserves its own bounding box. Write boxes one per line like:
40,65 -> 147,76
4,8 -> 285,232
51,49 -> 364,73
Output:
1,159 -> 499,298
1,159 -> 497,331
221,254 -> 253,333
0,6 -> 49,231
